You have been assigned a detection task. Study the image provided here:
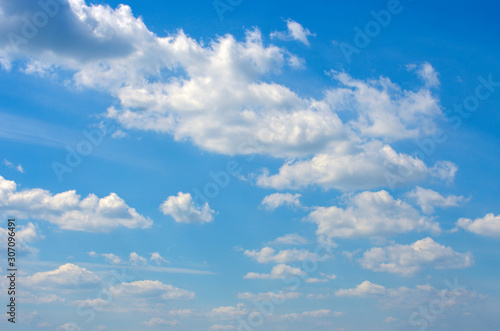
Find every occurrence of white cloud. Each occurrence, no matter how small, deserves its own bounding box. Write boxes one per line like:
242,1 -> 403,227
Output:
267,233 -> 308,245
358,237 -> 474,276
270,19 -> 316,46
279,309 -> 341,320
385,317 -> 398,323
257,142 -> 455,191
244,264 -> 306,279
23,264 -> 101,289
129,252 -> 147,266
102,253 -> 122,264
307,190 -> 440,239
150,252 -> 169,265
335,281 -> 387,297
0,176 -> 152,232
168,309 -> 194,318
57,323 -> 81,331
407,187 -> 467,214
160,192 -> 215,224
18,292 -> 65,305
209,304 -> 248,320
209,325 -> 236,331
3,159 -> 24,173
244,247 -> 318,264
142,318 -> 179,327
261,193 -> 301,210
88,251 -> 98,257
0,221 -> 43,255
411,62 -> 440,88
456,213 -> 500,238
305,273 -> 337,283
237,290 -> 301,301
110,280 -> 195,300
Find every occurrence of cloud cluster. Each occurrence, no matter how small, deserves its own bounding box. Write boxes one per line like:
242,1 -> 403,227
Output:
160,192 -> 215,224
0,175 -> 152,232
456,213 -> 500,238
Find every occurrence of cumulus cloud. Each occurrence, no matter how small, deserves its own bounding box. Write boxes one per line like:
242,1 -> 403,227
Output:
305,273 -> 337,283
0,1 -> 452,195
261,193 -> 301,210
307,190 -> 440,239
142,318 -> 179,327
335,280 -> 387,297
57,323 -> 81,331
160,192 -> 215,224
129,252 -> 147,266
267,233 -> 308,245
209,304 -> 248,320
407,187 -> 467,214
358,238 -> 474,276
244,264 -> 306,279
237,290 -> 301,301
102,253 -> 122,264
456,213 -> 500,238
279,309 -> 342,321
110,280 -> 195,300
0,175 -> 152,232
270,19 -> 316,46
23,264 -> 101,289
244,247 -> 318,264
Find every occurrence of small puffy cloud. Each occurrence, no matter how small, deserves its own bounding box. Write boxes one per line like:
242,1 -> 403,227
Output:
268,233 -> 308,245
129,252 -> 147,266
307,190 -> 440,239
408,62 -> 440,88
160,192 -> 215,224
335,281 -> 387,297
57,323 -> 81,331
209,325 -> 236,331
358,238 -> 474,276
456,213 -> 500,238
280,309 -> 341,320
23,264 -> 100,289
88,251 -> 98,257
3,159 -> 24,173
102,253 -> 122,264
305,273 -> 337,283
150,252 -> 169,265
261,193 -> 301,210
244,247 -> 318,264
110,280 -> 195,300
0,176 -> 152,232
237,290 -> 301,301
271,19 -> 316,46
142,318 -> 179,327
407,187 -> 467,214
209,304 -> 248,320
244,264 -> 306,279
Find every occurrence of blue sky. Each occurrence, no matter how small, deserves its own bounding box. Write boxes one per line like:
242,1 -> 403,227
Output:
0,0 -> 499,330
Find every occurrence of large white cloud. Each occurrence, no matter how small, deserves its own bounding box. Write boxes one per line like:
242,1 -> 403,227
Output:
0,1 -> 454,192
307,190 -> 440,239
0,175 -> 152,232
456,213 -> 500,238
160,192 -> 215,224
358,237 -> 474,276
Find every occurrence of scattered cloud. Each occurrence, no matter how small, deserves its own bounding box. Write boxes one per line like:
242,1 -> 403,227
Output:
456,213 -> 500,238
150,252 -> 169,265
23,264 -> 101,290
209,304 -> 248,320
335,281 -> 387,297
305,273 -> 337,283
110,280 -> 195,300
267,233 -> 308,245
3,159 -> 24,173
160,192 -> 215,224
407,187 -> 467,214
0,176 -> 152,232
237,290 -> 301,301
261,192 -> 301,210
244,247 -> 318,263
102,253 -> 122,264
358,237 -> 474,276
244,264 -> 306,279
270,19 -> 316,46
209,325 -> 236,331
129,252 -> 147,266
307,190 -> 440,239
142,318 -> 179,327
0,221 -> 43,255
408,62 -> 440,88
